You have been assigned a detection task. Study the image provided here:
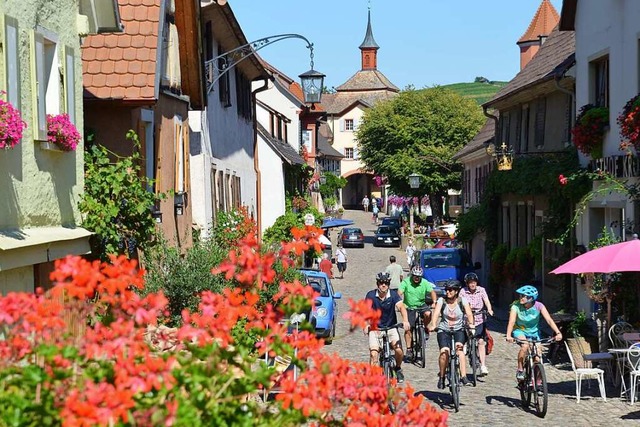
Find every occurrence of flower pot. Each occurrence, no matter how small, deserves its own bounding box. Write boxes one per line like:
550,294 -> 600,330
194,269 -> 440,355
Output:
39,141 -> 65,153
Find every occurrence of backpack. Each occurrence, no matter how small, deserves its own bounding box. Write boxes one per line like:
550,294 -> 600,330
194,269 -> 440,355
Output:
486,328 -> 494,355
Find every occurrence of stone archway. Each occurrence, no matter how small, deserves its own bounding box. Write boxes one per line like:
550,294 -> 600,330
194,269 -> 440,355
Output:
341,170 -> 382,210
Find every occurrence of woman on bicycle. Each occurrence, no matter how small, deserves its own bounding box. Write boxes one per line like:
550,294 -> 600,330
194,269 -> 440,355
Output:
460,272 -> 494,376
505,285 -> 562,381
428,279 -> 475,388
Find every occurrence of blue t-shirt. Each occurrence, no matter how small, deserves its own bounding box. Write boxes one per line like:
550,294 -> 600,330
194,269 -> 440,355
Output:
365,289 -> 402,328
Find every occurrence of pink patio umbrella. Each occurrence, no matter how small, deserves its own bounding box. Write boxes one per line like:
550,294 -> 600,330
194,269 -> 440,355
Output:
550,238 -> 640,275
551,238 -> 640,326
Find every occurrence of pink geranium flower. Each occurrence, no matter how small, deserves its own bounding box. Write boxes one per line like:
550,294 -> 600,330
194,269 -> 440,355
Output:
47,114 -> 81,151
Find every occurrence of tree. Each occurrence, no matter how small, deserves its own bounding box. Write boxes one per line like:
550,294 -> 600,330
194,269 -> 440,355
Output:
356,87 -> 484,223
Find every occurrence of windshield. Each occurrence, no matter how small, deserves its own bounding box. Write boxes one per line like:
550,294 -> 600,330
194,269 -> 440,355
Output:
307,278 -> 330,297
382,218 -> 399,226
422,251 -> 462,268
377,227 -> 394,234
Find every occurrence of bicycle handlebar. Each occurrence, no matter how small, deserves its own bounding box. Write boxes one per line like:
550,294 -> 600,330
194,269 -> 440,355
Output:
413,305 -> 432,314
510,337 -> 556,345
471,308 -> 489,316
377,323 -> 404,332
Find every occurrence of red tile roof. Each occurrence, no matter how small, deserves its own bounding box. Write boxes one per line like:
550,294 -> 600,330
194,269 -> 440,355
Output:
518,0 -> 559,44
82,0 -> 160,101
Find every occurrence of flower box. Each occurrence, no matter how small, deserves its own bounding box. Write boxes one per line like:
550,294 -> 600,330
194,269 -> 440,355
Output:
39,140 -> 66,153
0,97 -> 26,150
571,104 -> 609,158
46,113 -> 81,151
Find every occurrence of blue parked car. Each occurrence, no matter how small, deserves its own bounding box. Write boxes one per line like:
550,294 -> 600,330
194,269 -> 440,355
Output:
300,269 -> 342,344
413,248 -> 481,298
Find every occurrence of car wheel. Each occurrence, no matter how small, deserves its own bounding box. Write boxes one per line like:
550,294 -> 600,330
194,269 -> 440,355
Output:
325,319 -> 336,345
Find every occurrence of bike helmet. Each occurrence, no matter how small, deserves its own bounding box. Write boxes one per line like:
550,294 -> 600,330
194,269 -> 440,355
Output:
516,285 -> 539,301
444,279 -> 463,290
464,272 -> 479,284
410,266 -> 424,277
376,272 -> 391,284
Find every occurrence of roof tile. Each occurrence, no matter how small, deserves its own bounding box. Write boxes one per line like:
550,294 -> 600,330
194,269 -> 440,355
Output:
120,4 -> 134,21
136,48 -> 151,61
128,61 -> 142,74
133,74 -> 147,87
108,47 -> 123,61
83,48 -> 96,61
134,6 -> 147,21
142,61 -> 155,74
95,48 -> 109,61
117,35 -> 132,48
123,48 -> 137,61
111,87 -> 126,99
144,37 -> 156,49
103,35 -> 118,48
139,21 -> 154,36
140,86 -> 155,99
119,74 -> 133,87
125,87 -> 141,98
126,21 -> 139,35
92,74 -> 106,88
95,87 -> 111,98
86,61 -> 101,75
106,74 -> 120,88
131,35 -> 145,48
101,61 -> 115,74
114,61 -> 128,74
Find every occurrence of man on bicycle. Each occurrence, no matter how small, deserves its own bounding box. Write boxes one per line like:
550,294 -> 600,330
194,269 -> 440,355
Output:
398,266 -> 437,360
460,272 -> 494,375
505,285 -> 562,381
428,280 -> 475,388
364,272 -> 411,383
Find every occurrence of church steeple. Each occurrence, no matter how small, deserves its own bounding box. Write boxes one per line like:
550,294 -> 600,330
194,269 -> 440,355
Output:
517,0 -> 559,70
359,10 -> 379,71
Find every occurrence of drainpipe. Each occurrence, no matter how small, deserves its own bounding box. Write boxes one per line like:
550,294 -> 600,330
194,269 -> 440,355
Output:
482,105 -> 500,144
253,77 -> 270,241
555,71 -> 575,131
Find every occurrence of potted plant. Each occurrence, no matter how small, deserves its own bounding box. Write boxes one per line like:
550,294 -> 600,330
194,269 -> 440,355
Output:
617,93 -> 640,153
0,96 -> 26,150
571,104 -> 609,159
46,113 -> 81,151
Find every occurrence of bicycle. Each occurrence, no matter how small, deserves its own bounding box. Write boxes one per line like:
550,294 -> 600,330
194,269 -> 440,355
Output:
442,327 -> 463,412
409,305 -> 430,368
513,337 -> 554,418
467,309 -> 488,387
376,323 -> 403,413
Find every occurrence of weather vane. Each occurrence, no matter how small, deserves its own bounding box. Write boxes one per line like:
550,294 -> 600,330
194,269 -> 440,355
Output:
368,0 -> 371,11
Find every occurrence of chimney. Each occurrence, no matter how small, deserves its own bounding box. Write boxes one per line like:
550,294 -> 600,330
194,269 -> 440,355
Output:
517,0 -> 559,70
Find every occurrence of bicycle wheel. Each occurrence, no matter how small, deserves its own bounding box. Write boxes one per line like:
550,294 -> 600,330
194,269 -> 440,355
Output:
449,355 -> 460,412
532,362 -> 548,418
417,326 -> 426,368
519,363 -> 532,408
469,338 -> 478,387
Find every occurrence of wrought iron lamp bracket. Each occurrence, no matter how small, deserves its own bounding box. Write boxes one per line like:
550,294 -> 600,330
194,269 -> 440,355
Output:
205,33 -> 314,94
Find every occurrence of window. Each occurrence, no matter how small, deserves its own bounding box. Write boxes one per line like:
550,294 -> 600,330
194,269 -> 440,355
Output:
174,116 -> 189,194
534,98 -> 546,148
344,147 -> 354,159
235,69 -> 251,120
218,44 -> 231,107
592,56 -> 609,108
31,27 -> 62,141
141,109 -> 155,193
1,15 -> 20,108
520,104 -> 530,153
500,112 -> 510,146
344,119 -> 354,131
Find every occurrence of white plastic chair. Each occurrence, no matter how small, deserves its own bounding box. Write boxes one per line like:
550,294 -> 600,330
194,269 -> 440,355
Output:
565,341 -> 607,403
627,343 -> 640,404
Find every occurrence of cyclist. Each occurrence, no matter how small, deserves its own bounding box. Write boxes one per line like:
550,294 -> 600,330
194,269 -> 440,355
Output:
505,285 -> 562,382
398,266 -> 437,359
460,272 -> 494,376
364,272 -> 411,383
428,279 -> 475,388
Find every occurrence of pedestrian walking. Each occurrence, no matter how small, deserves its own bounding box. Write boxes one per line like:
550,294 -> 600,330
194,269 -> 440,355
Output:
385,255 -> 404,288
405,239 -> 417,269
372,205 -> 379,224
362,196 -> 370,212
319,253 -> 334,279
336,243 -> 347,279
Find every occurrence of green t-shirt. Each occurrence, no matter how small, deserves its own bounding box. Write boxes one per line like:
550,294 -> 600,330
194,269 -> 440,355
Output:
399,277 -> 434,309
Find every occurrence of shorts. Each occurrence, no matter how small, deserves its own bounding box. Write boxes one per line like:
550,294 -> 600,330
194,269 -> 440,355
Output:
512,329 -> 540,341
407,308 -> 430,329
337,262 -> 347,273
437,329 -> 466,351
369,328 -> 401,351
471,322 -> 487,340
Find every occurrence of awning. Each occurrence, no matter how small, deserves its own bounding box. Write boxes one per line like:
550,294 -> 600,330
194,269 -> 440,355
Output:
0,226 -> 92,271
321,218 -> 354,229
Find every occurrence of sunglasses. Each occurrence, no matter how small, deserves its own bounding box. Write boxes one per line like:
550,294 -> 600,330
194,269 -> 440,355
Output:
377,282 -> 390,286
445,288 -> 457,292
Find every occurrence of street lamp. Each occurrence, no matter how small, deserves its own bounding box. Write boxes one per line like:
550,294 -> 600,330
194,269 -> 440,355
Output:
486,142 -> 514,171
408,172 -> 421,237
205,33 -> 325,105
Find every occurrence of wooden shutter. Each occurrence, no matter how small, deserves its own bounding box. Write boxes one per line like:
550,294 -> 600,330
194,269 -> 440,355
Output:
534,98 -> 547,148
29,30 -> 47,141
62,46 -> 76,124
183,119 -> 190,193
155,122 -> 162,195
339,119 -> 344,131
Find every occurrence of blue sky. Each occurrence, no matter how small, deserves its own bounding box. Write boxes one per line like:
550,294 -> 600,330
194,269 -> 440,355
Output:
230,0 -> 563,90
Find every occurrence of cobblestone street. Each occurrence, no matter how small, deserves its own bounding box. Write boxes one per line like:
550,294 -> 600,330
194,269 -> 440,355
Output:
323,209 -> 640,426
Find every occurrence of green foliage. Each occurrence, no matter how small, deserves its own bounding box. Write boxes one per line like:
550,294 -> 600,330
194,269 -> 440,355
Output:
456,204 -> 486,242
79,130 -> 160,260
504,246 -> 535,284
318,172 -> 347,200
568,310 -> 588,337
142,236 -> 229,325
438,80 -> 508,105
356,86 -> 484,222
262,200 -> 323,249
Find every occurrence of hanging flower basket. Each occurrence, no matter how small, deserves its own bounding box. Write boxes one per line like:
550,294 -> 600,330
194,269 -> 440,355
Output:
46,113 -> 81,151
617,93 -> 640,153
571,104 -> 609,158
0,97 -> 27,150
